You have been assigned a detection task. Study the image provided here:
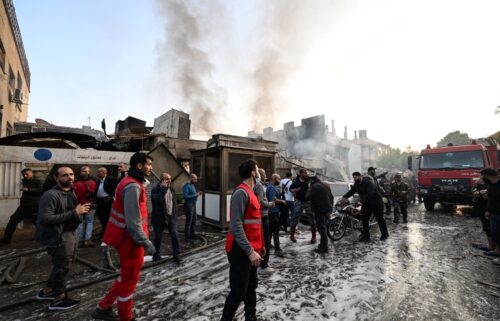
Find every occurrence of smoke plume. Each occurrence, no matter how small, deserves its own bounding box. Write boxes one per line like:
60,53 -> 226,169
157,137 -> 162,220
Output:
156,0 -> 227,136
251,0 -> 333,130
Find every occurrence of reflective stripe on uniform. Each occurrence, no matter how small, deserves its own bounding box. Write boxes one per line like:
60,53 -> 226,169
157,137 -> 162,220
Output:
117,294 -> 133,302
111,207 -> 125,219
243,219 -> 262,225
109,216 -> 126,228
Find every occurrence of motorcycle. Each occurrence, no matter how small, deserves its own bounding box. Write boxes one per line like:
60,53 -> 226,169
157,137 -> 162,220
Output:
327,196 -> 378,241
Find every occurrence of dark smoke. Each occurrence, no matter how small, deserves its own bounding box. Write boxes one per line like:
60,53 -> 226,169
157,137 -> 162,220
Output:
156,0 -> 226,135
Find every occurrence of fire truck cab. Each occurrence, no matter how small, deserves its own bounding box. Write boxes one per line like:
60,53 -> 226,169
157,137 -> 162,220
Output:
418,138 -> 499,211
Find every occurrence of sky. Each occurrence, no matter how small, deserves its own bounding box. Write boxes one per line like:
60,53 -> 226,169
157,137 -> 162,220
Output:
13,0 -> 500,150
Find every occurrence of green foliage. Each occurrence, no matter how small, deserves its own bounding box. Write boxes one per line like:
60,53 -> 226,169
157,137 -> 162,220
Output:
377,148 -> 419,171
436,131 -> 470,147
489,131 -> 500,143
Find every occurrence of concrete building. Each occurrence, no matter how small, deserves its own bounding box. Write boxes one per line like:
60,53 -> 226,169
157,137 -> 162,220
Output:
0,0 -> 30,137
115,116 -> 152,137
249,115 -> 390,181
153,108 -> 191,139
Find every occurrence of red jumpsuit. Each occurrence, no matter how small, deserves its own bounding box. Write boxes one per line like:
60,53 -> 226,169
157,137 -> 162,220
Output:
99,176 -> 149,321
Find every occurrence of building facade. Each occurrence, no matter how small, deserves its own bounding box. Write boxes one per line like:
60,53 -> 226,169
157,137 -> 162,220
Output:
153,108 -> 191,139
0,0 -> 30,138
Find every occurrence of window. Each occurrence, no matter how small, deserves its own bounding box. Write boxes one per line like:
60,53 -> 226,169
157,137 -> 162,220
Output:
17,71 -> 22,90
205,151 -> 220,191
228,152 -> 250,190
8,66 -> 15,90
420,150 -> 484,169
0,39 -> 5,72
256,156 -> 273,178
6,122 -> 12,136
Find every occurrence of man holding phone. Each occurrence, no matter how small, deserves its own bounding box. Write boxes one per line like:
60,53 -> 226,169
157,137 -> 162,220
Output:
221,159 -> 265,321
35,166 -> 90,310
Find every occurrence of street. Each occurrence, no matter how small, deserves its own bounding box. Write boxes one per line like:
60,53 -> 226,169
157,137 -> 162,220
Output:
1,204 -> 499,321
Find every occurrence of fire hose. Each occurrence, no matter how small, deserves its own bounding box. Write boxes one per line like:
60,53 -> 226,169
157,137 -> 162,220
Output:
0,235 -> 225,312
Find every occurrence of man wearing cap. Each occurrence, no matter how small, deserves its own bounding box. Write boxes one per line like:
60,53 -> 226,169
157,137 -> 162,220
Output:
341,172 -> 389,242
390,174 -> 409,223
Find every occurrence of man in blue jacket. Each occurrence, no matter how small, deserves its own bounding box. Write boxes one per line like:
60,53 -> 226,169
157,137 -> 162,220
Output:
182,174 -> 202,242
151,172 -> 182,263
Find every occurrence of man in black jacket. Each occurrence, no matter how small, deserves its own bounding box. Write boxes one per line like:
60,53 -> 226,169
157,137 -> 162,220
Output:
1,168 -> 42,244
95,167 -> 117,233
481,168 -> 500,258
306,176 -> 334,253
35,166 -> 90,310
151,172 -> 181,263
342,172 -> 389,242
289,169 -> 316,243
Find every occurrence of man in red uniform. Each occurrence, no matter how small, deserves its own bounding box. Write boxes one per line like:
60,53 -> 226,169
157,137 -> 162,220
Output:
221,159 -> 265,321
92,152 -> 155,321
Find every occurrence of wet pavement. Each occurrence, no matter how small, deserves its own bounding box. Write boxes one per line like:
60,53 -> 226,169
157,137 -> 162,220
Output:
1,204 -> 500,321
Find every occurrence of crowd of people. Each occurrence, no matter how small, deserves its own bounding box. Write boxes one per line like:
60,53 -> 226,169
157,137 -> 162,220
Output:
0,153 -> 204,320
2,153 -> 499,320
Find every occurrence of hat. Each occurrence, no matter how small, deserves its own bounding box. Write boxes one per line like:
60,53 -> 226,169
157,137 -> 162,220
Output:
367,166 -> 377,172
394,173 -> 402,178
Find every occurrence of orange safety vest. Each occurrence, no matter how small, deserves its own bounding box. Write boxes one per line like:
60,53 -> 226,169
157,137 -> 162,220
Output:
103,175 -> 149,247
225,183 -> 263,253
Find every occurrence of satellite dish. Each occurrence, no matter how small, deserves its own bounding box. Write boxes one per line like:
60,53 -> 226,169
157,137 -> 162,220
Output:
35,118 -> 52,126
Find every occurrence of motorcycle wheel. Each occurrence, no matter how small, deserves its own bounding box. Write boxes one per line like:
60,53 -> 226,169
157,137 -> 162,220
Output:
327,217 -> 346,241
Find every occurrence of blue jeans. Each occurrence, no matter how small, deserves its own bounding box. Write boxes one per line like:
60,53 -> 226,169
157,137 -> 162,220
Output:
77,209 -> 95,241
490,214 -> 500,249
184,201 -> 197,240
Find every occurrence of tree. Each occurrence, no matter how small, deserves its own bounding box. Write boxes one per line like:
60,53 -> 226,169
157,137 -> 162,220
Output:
436,131 -> 470,147
490,131 -> 500,143
377,148 -> 419,171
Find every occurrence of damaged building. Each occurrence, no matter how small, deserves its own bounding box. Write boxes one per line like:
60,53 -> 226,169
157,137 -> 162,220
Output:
248,115 -> 389,181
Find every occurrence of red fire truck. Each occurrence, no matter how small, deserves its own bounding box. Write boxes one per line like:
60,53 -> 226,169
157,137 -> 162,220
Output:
418,138 -> 499,211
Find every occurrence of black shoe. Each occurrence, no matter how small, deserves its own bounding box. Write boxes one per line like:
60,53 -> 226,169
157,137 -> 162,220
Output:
393,220 -> 399,224
173,255 -> 183,263
48,296 -> 80,311
36,289 -> 55,301
275,248 -> 285,257
359,236 -> 371,243
314,247 -> 328,254
91,306 -> 118,321
403,220 -> 408,223
380,234 -> 389,241
0,238 -> 10,245
152,254 -> 162,262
